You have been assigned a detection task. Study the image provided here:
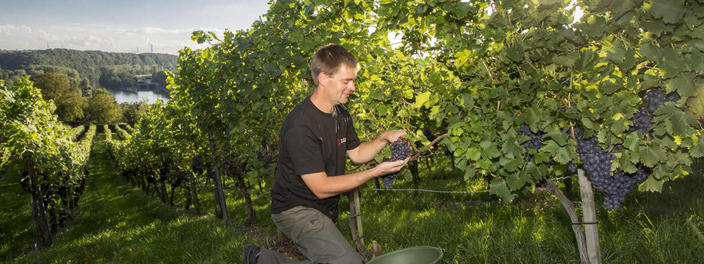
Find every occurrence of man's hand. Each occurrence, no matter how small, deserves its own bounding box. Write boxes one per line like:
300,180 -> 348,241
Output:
381,130 -> 406,143
348,130 -> 407,164
373,157 -> 410,176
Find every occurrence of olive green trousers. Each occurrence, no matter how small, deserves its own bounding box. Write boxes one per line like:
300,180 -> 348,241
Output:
257,206 -> 362,264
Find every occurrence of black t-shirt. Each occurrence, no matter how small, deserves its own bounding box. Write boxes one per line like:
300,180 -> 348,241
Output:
271,96 -> 360,222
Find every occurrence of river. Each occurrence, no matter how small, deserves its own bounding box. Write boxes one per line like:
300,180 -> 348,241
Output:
112,90 -> 169,104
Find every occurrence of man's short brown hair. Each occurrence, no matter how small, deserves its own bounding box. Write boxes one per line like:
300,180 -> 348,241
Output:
310,44 -> 359,86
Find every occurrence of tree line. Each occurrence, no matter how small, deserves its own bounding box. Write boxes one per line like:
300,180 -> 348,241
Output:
0,49 -> 176,94
32,72 -> 149,125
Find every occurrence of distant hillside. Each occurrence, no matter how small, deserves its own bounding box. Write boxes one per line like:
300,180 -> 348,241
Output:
0,49 -> 177,93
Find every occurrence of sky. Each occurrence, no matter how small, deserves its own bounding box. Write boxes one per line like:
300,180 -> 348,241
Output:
0,0 -> 271,54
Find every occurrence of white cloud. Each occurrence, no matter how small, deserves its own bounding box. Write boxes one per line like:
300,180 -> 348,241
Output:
0,23 -> 218,54
0,1 -> 270,54
0,24 -> 33,36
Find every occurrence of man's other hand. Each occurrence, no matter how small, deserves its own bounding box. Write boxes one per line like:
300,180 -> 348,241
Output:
374,157 -> 410,176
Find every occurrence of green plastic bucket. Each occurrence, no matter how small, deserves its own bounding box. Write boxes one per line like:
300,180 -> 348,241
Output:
366,246 -> 443,264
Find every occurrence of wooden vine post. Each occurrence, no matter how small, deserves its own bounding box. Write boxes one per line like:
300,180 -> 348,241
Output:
578,169 -> 601,264
538,180 -> 589,264
539,169 -> 603,264
348,189 -> 370,261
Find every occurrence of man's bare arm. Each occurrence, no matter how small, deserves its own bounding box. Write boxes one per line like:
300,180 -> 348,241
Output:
301,158 -> 409,199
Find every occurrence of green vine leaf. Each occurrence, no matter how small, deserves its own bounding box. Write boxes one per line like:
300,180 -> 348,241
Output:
490,178 -> 516,203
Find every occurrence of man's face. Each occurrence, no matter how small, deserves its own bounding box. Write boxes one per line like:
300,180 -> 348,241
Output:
321,64 -> 357,105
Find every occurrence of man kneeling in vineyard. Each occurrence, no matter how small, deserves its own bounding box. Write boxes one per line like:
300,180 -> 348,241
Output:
244,44 -> 410,263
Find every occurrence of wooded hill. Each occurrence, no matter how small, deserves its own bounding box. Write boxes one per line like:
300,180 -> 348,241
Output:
0,49 -> 177,93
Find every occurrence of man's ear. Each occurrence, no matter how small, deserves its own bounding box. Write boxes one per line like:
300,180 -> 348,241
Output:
317,72 -> 328,86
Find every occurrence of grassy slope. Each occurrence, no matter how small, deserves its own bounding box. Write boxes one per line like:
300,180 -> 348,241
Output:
1,132 -> 703,263
4,133 -> 272,264
0,163 -> 33,261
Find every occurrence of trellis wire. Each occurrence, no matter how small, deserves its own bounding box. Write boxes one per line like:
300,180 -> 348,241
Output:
367,175 -> 576,195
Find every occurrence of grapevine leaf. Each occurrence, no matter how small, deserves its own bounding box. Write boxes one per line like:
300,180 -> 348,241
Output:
489,178 -> 516,202
660,136 -> 678,150
665,73 -> 695,98
693,40 -> 704,52
534,151 -> 552,164
555,147 -> 571,165
609,115 -> 629,135
577,49 -> 598,71
641,145 -> 666,168
653,121 -> 668,137
466,147 -> 481,161
414,91 -> 431,108
600,79 -> 620,95
639,42 -> 661,60
499,157 -> 522,172
661,48 -> 689,77
629,148 -> 641,164
606,46 -> 625,65
480,140 -> 500,159
581,117 -> 595,129
650,0 -> 685,24
639,175 -> 665,192
477,159 -> 493,170
624,133 -> 640,150
657,105 -> 694,135
506,172 -> 529,190
692,136 -> 704,158
684,14 -> 702,30
553,55 -> 576,67
455,49 -> 474,67
545,126 -> 567,146
619,152 -> 638,173
525,107 -> 541,132
581,18 -> 606,39
501,139 -> 521,159
692,52 -> 704,74
506,46 -> 524,62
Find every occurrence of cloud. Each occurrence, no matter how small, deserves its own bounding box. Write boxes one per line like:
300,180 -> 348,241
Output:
0,23 -> 215,54
0,24 -> 33,34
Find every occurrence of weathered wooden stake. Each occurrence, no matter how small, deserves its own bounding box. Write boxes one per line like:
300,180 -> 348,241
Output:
348,189 -> 369,261
578,169 -> 601,264
538,180 -> 589,264
354,190 -> 364,246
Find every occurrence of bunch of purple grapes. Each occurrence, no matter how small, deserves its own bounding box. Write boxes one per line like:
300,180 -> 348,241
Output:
631,88 -> 680,135
518,124 -> 543,162
575,129 -> 651,209
381,138 -> 412,188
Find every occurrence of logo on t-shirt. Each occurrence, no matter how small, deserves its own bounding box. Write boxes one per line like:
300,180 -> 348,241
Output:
337,137 -> 346,146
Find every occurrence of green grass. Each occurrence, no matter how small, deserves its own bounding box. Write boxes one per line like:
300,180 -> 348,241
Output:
2,132 -> 274,263
0,163 -> 33,262
1,133 -> 703,263
340,161 -> 704,263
